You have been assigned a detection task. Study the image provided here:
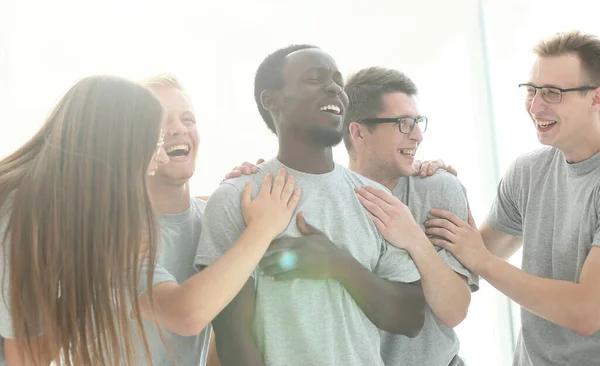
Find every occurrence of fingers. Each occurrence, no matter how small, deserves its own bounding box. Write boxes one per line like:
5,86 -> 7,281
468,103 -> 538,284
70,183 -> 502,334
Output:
424,218 -> 459,235
467,210 -> 476,228
419,161 -> 432,177
287,187 -> 302,210
424,227 -> 457,243
279,174 -> 295,201
429,209 -> 467,228
267,237 -> 301,252
258,173 -> 273,197
273,270 -> 305,281
446,165 -> 458,177
224,170 -> 242,180
256,158 -> 265,165
240,161 -> 259,175
356,190 -> 389,222
259,249 -> 298,276
367,210 -> 386,233
429,238 -> 454,250
360,186 -> 401,207
270,168 -> 286,196
296,212 -> 322,236
412,160 -> 423,173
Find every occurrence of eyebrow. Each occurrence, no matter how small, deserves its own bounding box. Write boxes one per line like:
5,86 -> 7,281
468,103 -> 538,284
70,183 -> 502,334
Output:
180,110 -> 195,118
525,82 -> 562,89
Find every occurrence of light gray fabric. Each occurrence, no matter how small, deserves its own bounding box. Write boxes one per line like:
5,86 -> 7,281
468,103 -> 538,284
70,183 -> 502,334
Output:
487,147 -> 600,366
380,171 -> 478,366
134,198 -> 211,366
194,158 -> 420,366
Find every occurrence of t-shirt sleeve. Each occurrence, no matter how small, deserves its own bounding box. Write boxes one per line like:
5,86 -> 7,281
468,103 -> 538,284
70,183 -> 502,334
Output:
374,243 -> 421,283
138,259 -> 177,296
487,159 -> 524,237
593,191 -> 600,248
194,182 -> 247,271
431,176 -> 479,292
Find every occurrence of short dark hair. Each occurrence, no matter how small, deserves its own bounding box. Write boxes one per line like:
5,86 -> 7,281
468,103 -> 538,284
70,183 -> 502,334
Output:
254,44 -> 318,134
534,30 -> 600,86
343,66 -> 418,154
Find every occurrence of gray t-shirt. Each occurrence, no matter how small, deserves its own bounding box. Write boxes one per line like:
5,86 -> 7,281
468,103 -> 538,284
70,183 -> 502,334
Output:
194,158 -> 421,366
487,147 -> 600,366
380,171 -> 479,366
134,198 -> 211,366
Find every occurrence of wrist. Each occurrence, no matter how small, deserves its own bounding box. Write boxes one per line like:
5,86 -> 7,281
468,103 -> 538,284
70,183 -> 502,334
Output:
245,221 -> 278,243
475,250 -> 498,276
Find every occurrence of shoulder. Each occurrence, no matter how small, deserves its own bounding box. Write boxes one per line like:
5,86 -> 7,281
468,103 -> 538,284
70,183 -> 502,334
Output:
511,147 -> 557,172
411,170 -> 465,196
338,165 -> 390,192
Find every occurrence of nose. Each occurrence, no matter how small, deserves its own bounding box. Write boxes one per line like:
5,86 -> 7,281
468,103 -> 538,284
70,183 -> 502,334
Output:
528,90 -> 547,115
410,124 -> 424,143
325,80 -> 343,96
164,116 -> 188,137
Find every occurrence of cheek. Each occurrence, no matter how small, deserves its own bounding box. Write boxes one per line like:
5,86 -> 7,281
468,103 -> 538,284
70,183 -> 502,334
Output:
187,125 -> 199,144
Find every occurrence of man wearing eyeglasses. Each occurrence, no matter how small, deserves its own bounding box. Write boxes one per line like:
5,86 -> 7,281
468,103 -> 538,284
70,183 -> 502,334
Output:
342,66 -> 477,366
424,31 -> 600,365
235,66 -> 476,365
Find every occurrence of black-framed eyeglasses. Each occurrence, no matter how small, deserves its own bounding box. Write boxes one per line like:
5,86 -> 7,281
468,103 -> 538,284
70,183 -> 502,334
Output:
518,83 -> 598,104
358,115 -> 428,134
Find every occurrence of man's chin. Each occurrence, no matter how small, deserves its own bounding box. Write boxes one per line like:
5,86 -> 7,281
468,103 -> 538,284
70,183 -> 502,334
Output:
157,169 -> 195,184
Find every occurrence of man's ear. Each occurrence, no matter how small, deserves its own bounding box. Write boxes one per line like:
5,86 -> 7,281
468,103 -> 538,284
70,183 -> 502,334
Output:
349,121 -> 366,144
592,86 -> 600,112
260,90 -> 276,113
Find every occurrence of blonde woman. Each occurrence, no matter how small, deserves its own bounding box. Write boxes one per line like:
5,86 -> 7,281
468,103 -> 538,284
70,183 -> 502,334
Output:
133,74 -> 300,366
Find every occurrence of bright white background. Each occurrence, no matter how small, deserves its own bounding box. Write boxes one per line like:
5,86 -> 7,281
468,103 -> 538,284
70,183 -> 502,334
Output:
1,0 -> 599,364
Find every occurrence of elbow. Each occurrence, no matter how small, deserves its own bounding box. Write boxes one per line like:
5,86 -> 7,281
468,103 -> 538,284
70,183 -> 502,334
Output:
164,313 -> 210,336
439,306 -> 468,329
385,294 -> 426,337
439,296 -> 470,329
401,305 -> 425,338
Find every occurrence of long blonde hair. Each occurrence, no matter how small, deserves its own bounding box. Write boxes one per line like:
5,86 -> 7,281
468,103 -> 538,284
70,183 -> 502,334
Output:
0,75 -> 163,365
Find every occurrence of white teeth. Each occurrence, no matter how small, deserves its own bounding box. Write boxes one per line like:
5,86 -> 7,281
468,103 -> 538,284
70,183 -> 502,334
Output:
320,104 -> 341,115
535,120 -> 557,127
400,149 -> 416,156
166,144 -> 189,154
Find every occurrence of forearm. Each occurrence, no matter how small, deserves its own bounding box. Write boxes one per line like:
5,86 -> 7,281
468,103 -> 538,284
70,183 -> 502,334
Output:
480,222 -> 523,260
334,252 -> 425,336
148,224 -> 274,335
408,241 -> 470,328
481,256 -> 597,336
213,281 -> 265,366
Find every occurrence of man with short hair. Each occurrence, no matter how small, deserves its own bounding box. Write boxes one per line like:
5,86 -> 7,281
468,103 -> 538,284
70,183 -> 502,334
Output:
195,45 -> 426,366
425,30 -> 600,365
343,66 -> 477,366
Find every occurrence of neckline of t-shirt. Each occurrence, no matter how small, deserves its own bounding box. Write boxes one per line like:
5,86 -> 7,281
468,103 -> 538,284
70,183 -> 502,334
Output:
562,148 -> 600,177
158,199 -> 196,224
269,158 -> 341,179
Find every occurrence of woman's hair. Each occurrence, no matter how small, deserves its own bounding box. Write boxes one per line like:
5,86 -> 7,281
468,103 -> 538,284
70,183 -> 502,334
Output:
0,75 -> 164,365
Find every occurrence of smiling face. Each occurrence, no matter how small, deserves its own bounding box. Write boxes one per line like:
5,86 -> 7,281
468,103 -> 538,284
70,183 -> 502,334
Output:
525,54 -> 600,153
149,86 -> 199,184
265,48 -> 349,148
360,92 -> 424,178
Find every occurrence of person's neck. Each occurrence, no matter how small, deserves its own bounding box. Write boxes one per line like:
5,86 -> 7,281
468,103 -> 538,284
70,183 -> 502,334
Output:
348,157 -> 399,191
277,135 -> 335,174
561,129 -> 600,164
147,177 -> 191,214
